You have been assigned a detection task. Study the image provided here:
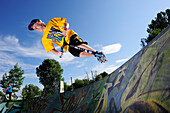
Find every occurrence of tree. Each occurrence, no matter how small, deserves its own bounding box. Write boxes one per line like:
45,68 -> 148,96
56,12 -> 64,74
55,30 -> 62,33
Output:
141,9 -> 170,47
72,79 -> 84,89
64,71 -> 109,91
89,80 -> 94,84
95,75 -> 102,81
0,91 -> 4,96
0,91 -> 7,102
0,63 -> 25,98
94,71 -> 108,81
64,82 -> 68,91
99,71 -> 108,78
67,85 -> 73,91
36,59 -> 63,93
83,79 -> 89,86
22,84 -> 41,100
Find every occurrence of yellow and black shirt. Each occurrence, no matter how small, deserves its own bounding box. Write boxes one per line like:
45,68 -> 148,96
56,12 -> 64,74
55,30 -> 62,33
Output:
42,17 -> 77,52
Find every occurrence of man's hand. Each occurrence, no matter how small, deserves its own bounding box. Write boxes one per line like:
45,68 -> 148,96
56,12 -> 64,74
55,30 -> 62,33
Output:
4,88 -> 8,92
51,49 -> 64,57
57,51 -> 64,57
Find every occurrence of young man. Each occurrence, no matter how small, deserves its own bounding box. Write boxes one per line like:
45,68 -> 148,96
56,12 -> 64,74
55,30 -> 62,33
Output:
5,83 -> 12,101
28,17 -> 106,63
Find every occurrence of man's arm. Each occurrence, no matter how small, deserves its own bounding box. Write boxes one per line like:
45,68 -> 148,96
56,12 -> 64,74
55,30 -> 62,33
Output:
5,88 -> 9,92
63,23 -> 69,37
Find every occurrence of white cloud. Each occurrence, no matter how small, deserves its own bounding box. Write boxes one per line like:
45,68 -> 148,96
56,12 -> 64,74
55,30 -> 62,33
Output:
4,35 -> 19,45
23,73 -> 37,78
116,58 -> 129,63
92,64 -> 119,74
0,35 -> 124,87
0,35 -> 122,66
76,62 -> 85,68
65,64 -> 120,85
102,43 -> 122,54
94,44 -> 103,48
0,51 -> 37,74
0,35 -> 75,63
0,52 -> 22,72
54,52 -> 75,63
63,59 -> 86,68
0,72 -> 5,79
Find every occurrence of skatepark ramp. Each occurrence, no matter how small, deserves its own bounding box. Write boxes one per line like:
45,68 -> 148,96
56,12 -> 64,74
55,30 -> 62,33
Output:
26,26 -> 170,113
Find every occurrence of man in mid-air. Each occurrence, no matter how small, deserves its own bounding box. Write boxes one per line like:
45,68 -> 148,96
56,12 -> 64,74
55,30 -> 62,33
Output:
28,17 -> 106,63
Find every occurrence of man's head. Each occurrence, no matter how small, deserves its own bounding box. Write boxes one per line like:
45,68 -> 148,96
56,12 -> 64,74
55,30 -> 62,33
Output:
28,19 -> 46,32
8,83 -> 11,86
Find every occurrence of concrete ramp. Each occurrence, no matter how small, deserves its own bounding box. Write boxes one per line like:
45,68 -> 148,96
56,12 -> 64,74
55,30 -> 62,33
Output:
28,26 -> 170,113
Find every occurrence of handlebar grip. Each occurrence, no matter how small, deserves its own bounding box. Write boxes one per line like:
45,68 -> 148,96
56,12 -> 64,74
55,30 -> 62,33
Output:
59,48 -> 63,58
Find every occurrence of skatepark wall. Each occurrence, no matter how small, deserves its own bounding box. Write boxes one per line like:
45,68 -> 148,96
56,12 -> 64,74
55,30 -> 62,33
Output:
27,26 -> 170,113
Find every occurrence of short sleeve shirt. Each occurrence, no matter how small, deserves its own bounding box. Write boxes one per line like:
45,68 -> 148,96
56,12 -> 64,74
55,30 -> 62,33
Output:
8,86 -> 12,92
42,17 -> 77,52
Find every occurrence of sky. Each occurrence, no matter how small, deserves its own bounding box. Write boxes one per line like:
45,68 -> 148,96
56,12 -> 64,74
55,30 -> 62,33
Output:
0,0 -> 169,97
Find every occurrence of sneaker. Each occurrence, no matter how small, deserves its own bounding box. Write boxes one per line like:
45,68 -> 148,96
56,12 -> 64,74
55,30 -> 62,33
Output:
95,51 -> 107,63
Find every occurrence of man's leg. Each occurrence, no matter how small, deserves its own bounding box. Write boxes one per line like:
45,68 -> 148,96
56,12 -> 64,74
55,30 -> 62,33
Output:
77,44 -> 96,57
9,92 -> 12,101
77,44 -> 107,63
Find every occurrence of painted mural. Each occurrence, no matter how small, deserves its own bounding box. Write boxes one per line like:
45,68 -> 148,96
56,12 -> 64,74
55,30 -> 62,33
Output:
18,26 -> 170,113
0,101 -> 22,113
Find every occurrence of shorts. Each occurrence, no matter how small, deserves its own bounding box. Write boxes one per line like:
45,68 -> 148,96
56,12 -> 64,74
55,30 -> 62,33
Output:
69,34 -> 88,57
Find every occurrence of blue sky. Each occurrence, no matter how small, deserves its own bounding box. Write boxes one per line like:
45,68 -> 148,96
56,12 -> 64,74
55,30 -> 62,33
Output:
0,0 -> 169,96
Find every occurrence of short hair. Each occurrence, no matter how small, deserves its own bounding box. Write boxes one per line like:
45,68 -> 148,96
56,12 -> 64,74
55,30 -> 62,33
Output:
28,19 -> 41,30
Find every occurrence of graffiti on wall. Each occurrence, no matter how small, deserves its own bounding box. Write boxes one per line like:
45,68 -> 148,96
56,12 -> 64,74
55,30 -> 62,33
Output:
27,26 -> 170,113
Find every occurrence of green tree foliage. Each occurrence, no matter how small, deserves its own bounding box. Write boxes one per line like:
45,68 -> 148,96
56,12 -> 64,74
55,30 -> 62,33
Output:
73,79 -> 84,89
67,85 -> 73,91
95,71 -> 108,81
95,75 -> 102,81
64,82 -> 68,91
65,79 -> 89,91
0,91 -> 5,101
141,9 -> 170,47
0,91 -> 4,96
89,80 -> 94,84
0,63 -> 25,95
65,71 -> 108,91
36,59 -> 63,93
22,84 -> 41,100
99,71 -> 108,78
83,79 -> 89,86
